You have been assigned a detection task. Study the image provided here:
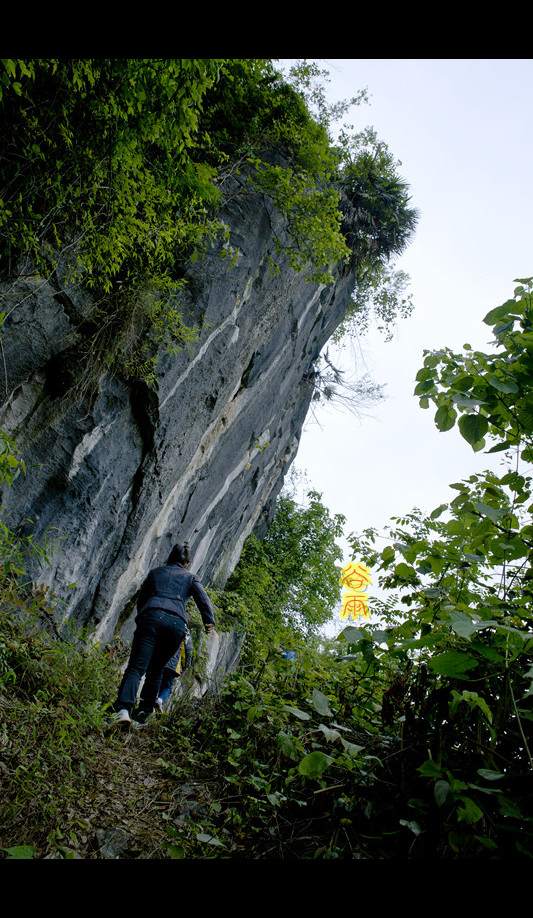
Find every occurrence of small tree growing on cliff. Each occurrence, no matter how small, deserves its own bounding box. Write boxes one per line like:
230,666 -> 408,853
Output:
222,488 -> 345,642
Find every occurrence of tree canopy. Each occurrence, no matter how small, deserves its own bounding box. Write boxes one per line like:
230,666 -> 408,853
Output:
217,489 -> 346,647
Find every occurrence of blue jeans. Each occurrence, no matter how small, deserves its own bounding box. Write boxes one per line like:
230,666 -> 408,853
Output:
158,667 -> 179,704
114,609 -> 186,715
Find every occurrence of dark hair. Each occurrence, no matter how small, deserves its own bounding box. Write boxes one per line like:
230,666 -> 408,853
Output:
167,542 -> 191,566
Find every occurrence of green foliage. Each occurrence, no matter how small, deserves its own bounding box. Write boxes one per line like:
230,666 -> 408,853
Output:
220,489 -> 345,644
254,163 -> 349,284
337,143 -> 418,265
343,280 -> 533,856
263,490 -> 345,631
0,58 -> 224,290
0,575 -> 126,857
1,58 -> 417,388
0,58 -> 226,384
333,263 -> 414,345
0,430 -> 59,582
0,429 -> 25,486
415,277 -> 533,453
330,126 -> 418,347
160,635 -> 387,858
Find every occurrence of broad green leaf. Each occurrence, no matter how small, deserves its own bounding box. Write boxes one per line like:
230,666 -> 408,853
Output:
319,724 -> 341,743
452,393 -> 486,408
474,836 -> 498,850
370,629 -> 392,646
2,845 -> 36,859
451,689 -> 493,723
277,731 -> 302,760
494,319 -> 515,339
339,626 -> 368,644
283,705 -> 310,721
446,518 -> 466,535
417,758 -> 441,777
427,555 -> 447,575
472,501 -> 504,524
427,651 -> 478,677
380,545 -> 396,564
448,611 -> 477,639
434,779 -> 450,807
249,774 -> 269,790
298,750 -> 331,779
167,844 -> 186,859
312,688 -> 333,717
451,374 -> 475,392
486,440 -> 517,453
458,413 -> 489,447
435,405 -> 457,431
414,378 -> 435,396
415,366 -> 434,382
457,797 -> 484,824
394,562 -> 417,580
483,301 -> 519,325
487,375 -> 519,394
477,768 -> 505,782
340,737 -> 365,756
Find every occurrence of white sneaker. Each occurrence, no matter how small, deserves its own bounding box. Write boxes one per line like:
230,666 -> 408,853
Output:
110,708 -> 131,727
155,698 -> 164,713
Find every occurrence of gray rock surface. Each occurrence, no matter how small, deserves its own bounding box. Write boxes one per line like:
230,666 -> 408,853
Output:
0,181 -> 358,646
171,629 -> 247,705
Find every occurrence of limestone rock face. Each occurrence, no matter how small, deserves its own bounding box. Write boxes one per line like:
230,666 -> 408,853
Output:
0,184 -> 357,644
171,629 -> 247,705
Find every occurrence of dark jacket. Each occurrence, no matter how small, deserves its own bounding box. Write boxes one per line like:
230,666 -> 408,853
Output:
136,562 -> 215,628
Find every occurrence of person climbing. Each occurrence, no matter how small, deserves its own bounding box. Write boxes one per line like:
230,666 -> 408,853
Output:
154,626 -> 193,712
110,541 -> 215,728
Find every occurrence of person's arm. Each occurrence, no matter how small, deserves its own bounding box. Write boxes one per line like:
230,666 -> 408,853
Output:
191,576 -> 216,634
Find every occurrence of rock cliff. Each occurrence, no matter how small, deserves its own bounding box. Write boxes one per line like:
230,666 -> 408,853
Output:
0,179 -> 358,646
